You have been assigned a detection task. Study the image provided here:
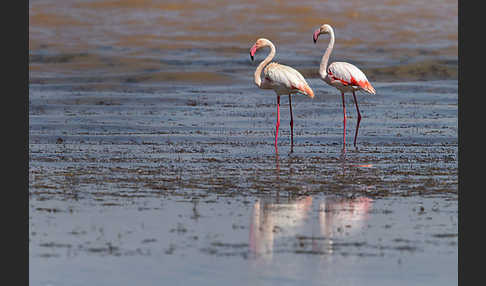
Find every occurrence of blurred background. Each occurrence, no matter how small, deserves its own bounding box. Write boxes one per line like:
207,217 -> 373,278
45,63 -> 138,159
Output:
29,0 -> 457,90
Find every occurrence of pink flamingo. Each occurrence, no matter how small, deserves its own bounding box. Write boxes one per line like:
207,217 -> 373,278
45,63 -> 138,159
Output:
250,38 -> 314,153
313,24 -> 376,152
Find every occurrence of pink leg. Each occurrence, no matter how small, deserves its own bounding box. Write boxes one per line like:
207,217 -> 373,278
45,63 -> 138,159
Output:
275,96 -> 280,153
352,90 -> 362,148
288,94 -> 294,152
341,92 -> 346,151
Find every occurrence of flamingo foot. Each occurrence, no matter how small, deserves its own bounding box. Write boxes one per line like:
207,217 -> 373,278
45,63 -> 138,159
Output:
340,146 -> 347,161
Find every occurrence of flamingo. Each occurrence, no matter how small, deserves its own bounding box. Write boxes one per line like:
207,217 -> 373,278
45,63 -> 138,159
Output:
313,24 -> 376,152
250,38 -> 314,153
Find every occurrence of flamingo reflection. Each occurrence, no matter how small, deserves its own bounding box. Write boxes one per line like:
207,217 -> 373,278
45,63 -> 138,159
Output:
317,196 -> 372,254
249,195 -> 372,260
249,196 -> 313,260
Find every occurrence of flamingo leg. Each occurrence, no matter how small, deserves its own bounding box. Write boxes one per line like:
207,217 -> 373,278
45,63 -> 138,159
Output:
288,94 -> 294,152
341,92 -> 346,152
275,96 -> 281,153
352,90 -> 362,148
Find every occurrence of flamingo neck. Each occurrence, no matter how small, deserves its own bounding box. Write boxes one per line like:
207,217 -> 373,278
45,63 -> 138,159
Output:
254,42 -> 276,88
319,29 -> 335,79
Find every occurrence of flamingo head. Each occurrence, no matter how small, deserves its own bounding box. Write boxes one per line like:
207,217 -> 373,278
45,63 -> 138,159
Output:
313,24 -> 333,43
250,38 -> 269,61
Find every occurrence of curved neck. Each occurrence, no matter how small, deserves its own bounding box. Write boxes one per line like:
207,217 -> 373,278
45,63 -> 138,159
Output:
254,42 -> 276,87
319,29 -> 335,78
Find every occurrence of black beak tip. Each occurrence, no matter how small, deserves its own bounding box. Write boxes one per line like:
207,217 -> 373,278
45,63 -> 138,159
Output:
313,38 -> 317,44
250,55 -> 254,61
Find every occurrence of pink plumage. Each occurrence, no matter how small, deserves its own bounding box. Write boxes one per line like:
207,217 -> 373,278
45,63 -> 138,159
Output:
327,62 -> 376,95
263,62 -> 315,98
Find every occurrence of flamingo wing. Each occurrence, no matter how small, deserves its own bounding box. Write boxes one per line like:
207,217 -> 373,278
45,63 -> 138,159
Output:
328,62 -> 375,94
264,63 -> 314,98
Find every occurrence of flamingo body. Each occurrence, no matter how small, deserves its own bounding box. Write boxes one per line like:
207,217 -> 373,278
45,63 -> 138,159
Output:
263,62 -> 314,98
325,62 -> 375,94
250,38 -> 314,153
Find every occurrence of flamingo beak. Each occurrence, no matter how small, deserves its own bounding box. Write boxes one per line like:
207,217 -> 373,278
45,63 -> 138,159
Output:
313,29 -> 320,44
250,44 -> 257,61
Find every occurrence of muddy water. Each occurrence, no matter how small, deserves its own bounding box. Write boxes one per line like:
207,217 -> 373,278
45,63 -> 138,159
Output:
29,0 -> 457,285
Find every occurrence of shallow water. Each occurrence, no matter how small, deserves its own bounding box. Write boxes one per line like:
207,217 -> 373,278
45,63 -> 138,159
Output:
29,0 -> 457,285
30,194 -> 457,286
29,79 -> 457,285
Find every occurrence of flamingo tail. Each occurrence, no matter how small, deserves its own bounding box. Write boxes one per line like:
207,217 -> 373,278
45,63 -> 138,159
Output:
294,83 -> 314,98
361,81 -> 376,95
